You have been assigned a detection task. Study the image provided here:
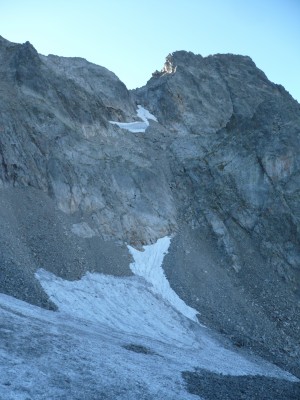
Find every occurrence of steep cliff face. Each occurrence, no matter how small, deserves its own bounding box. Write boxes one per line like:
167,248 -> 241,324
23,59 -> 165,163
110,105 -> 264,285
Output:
135,52 -> 300,374
0,36 -> 177,246
0,37 -> 300,375
136,50 -> 300,299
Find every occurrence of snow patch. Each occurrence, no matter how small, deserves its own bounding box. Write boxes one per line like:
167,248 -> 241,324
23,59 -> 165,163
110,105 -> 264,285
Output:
7,275 -> 299,382
128,236 -> 199,323
109,105 -> 157,133
32,236 -> 299,383
136,105 -> 157,123
36,269 -> 197,347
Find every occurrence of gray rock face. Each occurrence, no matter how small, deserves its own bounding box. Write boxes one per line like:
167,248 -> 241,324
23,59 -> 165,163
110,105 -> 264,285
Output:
136,51 -> 300,373
0,37 -> 300,375
137,51 -> 300,281
0,36 -> 176,245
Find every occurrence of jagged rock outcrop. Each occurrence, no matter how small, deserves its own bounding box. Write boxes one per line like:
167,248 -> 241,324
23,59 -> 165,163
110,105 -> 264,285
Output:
136,51 -> 300,373
0,36 -> 176,245
0,37 -> 300,376
136,51 -> 300,282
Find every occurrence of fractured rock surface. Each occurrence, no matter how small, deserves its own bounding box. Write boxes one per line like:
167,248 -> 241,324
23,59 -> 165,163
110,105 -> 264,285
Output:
0,36 -> 300,377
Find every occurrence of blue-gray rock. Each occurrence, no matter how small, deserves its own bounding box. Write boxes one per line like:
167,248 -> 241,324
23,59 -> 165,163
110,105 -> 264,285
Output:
0,37 -> 299,377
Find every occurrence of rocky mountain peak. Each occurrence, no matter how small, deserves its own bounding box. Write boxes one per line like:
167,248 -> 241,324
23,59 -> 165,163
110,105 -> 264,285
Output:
0,35 -> 13,46
0,36 -> 300,384
161,52 -> 177,74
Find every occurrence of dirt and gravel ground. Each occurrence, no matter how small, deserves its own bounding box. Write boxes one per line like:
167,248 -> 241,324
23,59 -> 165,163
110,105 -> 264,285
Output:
182,369 -> 300,400
0,187 -> 132,309
1,186 -> 299,385
162,225 -> 300,378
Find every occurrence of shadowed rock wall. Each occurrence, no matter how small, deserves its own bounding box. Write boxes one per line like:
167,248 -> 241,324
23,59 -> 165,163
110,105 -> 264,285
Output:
0,37 -> 299,375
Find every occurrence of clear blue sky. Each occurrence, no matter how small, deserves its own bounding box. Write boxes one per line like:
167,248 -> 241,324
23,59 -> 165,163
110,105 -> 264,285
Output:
1,0 -> 300,102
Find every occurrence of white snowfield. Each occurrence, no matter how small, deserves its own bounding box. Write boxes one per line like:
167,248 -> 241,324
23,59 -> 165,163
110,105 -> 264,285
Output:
35,237 -> 297,379
128,236 -> 199,323
0,236 -> 298,399
109,105 -> 157,133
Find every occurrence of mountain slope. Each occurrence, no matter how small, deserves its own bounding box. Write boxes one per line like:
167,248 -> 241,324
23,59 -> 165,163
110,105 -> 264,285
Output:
0,36 -> 300,396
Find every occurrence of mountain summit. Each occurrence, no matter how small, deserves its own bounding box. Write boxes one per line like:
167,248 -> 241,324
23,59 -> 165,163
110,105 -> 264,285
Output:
0,37 -> 300,398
